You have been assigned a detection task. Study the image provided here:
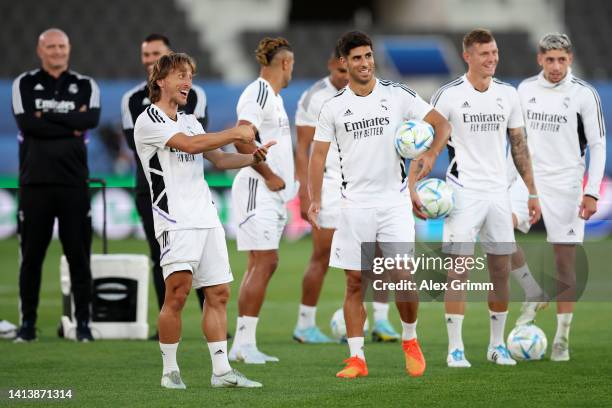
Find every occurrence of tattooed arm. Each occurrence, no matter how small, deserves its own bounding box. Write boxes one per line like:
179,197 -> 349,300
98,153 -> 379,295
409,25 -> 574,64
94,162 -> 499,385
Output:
508,127 -> 541,224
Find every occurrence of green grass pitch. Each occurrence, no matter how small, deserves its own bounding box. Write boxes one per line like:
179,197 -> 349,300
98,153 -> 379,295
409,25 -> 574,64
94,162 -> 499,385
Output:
1,236 -> 610,407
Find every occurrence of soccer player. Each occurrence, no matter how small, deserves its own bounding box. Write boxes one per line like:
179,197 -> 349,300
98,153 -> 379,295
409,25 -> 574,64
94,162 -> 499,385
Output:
121,34 -> 209,339
293,48 -> 400,343
228,37 -> 296,364
424,28 -> 541,368
513,33 -> 606,360
134,52 -> 268,388
310,31 -> 451,378
12,28 -> 100,342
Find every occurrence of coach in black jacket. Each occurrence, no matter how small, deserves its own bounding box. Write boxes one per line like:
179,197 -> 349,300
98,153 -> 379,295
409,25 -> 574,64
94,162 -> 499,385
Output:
11,28 -> 100,342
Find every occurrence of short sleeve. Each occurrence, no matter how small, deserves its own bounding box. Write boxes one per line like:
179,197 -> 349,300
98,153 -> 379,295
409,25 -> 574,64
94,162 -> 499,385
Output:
134,117 -> 181,149
430,87 -> 451,120
313,102 -> 335,143
399,88 -> 433,121
295,91 -> 316,127
237,83 -> 267,129
507,88 -> 525,129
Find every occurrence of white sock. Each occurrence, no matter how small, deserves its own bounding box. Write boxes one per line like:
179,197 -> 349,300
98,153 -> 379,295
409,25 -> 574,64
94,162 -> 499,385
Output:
445,314 -> 465,351
489,310 -> 508,346
347,336 -> 365,360
160,342 -> 179,374
208,340 -> 232,376
372,302 -> 389,322
511,263 -> 544,301
554,313 -> 573,343
297,304 -> 316,330
401,319 -> 417,340
231,316 -> 244,349
241,315 -> 258,346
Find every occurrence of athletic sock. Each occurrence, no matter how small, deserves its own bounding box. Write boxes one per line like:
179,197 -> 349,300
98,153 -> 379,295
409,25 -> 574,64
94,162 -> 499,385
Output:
554,313 -> 573,343
489,310 -> 508,346
297,304 -> 317,330
401,319 -> 417,340
241,315 -> 258,346
232,316 -> 244,347
208,340 -> 232,376
372,302 -> 389,322
347,336 -> 365,360
445,313 -> 465,351
160,342 -> 179,374
510,263 -> 544,301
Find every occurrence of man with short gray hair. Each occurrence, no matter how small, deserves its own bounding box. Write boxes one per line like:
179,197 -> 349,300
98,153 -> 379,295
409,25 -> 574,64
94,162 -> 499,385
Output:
509,33 -> 606,361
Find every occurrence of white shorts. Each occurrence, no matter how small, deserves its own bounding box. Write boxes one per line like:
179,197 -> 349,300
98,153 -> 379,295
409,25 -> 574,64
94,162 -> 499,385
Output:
537,181 -> 584,243
443,188 -> 516,255
329,204 -> 415,271
158,227 -> 233,289
318,178 -> 341,229
510,178 -> 531,234
232,175 -> 288,251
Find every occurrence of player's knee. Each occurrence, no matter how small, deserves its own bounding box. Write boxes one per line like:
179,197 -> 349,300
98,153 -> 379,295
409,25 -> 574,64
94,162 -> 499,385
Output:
167,285 -> 190,311
206,285 -> 230,308
311,247 -> 331,270
345,274 -> 362,297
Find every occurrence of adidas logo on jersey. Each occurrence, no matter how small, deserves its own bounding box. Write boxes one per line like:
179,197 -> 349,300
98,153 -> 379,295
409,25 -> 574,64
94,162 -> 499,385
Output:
528,97 -> 536,104
343,109 -> 353,116
461,101 -> 470,108
33,83 -> 44,91
568,228 -> 576,236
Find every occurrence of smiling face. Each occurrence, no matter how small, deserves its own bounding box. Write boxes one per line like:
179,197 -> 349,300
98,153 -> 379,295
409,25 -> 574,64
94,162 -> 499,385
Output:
158,64 -> 192,106
538,48 -> 572,83
343,45 -> 375,86
464,40 -> 498,78
37,30 -> 70,73
142,39 -> 170,76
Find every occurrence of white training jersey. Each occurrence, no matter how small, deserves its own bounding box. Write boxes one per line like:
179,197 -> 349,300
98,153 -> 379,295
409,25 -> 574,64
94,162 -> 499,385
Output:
518,70 -> 606,198
314,78 -> 433,209
236,77 -> 296,202
432,74 -> 524,195
295,76 -> 342,190
134,104 -> 221,238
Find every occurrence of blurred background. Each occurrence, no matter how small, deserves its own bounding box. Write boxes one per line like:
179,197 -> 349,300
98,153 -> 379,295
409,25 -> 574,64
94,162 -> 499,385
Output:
0,0 -> 610,241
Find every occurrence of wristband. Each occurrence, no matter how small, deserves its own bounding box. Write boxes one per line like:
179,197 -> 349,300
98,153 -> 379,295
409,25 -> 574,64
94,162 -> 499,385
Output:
528,194 -> 538,199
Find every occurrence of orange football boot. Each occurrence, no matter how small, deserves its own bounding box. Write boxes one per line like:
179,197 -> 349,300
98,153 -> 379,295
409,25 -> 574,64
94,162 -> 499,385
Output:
403,338 -> 426,377
336,356 -> 368,378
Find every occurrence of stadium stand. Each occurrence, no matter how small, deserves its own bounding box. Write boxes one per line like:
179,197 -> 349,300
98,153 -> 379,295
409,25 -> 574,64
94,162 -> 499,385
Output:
0,0 -> 220,78
565,0 -> 612,79
241,26 -> 536,79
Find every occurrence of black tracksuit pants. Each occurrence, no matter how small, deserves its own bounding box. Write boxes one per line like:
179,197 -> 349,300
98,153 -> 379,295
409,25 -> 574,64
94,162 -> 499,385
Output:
18,185 -> 92,325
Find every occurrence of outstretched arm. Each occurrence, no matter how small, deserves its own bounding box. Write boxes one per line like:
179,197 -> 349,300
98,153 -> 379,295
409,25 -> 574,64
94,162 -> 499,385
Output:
204,141 -> 276,170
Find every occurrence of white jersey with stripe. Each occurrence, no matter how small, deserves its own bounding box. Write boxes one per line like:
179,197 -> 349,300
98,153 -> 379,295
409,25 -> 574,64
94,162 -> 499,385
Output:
432,74 -> 525,196
518,70 -> 606,198
314,78 -> 433,209
134,104 -> 221,238
236,77 -> 296,202
295,76 -> 342,189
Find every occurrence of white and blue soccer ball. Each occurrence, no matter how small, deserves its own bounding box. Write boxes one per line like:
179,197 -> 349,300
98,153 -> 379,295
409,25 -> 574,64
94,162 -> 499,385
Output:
394,119 -> 434,159
330,308 -> 369,341
507,324 -> 548,361
415,178 -> 454,219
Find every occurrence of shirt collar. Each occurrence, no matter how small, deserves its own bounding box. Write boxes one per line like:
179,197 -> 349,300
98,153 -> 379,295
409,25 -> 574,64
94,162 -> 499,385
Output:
537,68 -> 573,89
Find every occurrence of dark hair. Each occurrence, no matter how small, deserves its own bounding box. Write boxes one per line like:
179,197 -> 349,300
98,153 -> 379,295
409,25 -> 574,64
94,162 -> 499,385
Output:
255,37 -> 292,66
333,45 -> 341,59
148,52 -> 195,103
144,33 -> 171,47
462,28 -> 495,51
337,31 -> 373,58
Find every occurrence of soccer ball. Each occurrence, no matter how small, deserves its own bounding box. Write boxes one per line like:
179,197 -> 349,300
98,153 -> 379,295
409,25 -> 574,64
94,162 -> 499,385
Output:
415,178 -> 454,219
330,308 -> 369,340
394,119 -> 434,159
507,324 -> 548,361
